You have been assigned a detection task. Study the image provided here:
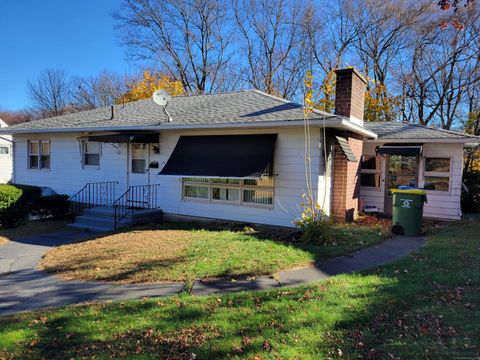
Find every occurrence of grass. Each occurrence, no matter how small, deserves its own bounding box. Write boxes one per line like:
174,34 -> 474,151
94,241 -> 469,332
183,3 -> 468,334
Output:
40,220 -> 389,284
0,214 -> 479,359
0,218 -> 69,246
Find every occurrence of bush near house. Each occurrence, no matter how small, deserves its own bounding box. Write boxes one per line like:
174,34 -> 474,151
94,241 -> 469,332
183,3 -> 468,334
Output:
0,185 -> 70,228
461,170 -> 480,212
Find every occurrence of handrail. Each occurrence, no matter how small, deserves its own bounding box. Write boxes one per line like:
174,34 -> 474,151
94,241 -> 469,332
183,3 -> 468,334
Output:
69,181 -> 118,221
113,184 -> 160,230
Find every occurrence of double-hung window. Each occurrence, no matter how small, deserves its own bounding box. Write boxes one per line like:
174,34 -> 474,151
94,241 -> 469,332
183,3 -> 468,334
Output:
131,144 -> 148,174
83,142 -> 100,167
423,158 -> 451,192
360,155 -> 381,188
28,140 -> 50,170
182,176 -> 274,207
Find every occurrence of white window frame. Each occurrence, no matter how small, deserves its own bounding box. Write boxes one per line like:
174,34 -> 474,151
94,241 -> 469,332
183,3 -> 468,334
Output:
182,177 -> 275,208
423,157 -> 452,193
28,140 -> 50,170
360,155 -> 382,189
131,143 -> 148,174
82,141 -> 101,168
0,146 -> 10,156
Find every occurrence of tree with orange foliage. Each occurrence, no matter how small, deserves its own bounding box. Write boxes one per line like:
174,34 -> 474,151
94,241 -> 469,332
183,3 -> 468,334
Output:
119,71 -> 184,104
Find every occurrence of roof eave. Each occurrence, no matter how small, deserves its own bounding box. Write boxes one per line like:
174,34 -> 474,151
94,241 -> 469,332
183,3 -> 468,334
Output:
0,118 -> 378,138
365,138 -> 476,144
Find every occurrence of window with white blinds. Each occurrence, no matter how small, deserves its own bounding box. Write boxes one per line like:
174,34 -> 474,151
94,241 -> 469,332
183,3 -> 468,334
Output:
182,177 -> 274,207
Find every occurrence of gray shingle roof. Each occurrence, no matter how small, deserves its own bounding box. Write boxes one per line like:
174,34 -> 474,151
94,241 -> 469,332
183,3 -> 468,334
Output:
3,90 -> 338,132
364,121 -> 477,140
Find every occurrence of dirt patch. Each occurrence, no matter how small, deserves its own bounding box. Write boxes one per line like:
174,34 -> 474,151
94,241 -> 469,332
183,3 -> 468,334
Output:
40,229 -> 193,283
0,219 -> 69,245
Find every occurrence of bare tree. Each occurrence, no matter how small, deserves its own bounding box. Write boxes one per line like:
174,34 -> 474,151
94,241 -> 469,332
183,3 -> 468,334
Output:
113,0 -> 232,94
27,69 -> 71,117
71,72 -> 129,110
400,5 -> 480,129
232,0 -> 306,99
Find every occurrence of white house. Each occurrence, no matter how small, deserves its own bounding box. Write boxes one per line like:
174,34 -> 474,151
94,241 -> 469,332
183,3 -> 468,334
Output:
0,68 -> 478,230
0,119 -> 13,184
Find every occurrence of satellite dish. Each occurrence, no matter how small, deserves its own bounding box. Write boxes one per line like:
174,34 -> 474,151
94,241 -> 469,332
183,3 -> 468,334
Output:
152,89 -> 171,106
152,89 -> 173,122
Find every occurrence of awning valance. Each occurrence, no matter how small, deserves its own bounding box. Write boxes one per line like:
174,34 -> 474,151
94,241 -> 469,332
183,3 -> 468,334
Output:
159,134 -> 277,178
377,145 -> 422,156
87,132 -> 159,143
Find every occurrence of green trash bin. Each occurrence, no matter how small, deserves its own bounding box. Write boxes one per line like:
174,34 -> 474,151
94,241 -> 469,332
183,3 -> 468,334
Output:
390,189 -> 427,236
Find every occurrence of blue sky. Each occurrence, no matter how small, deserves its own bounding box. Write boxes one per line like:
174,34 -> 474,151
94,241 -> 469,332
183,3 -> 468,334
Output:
0,0 -> 131,111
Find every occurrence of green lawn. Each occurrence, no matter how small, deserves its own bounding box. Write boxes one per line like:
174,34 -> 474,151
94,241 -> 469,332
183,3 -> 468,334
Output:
40,221 -> 388,284
1,215 -> 479,359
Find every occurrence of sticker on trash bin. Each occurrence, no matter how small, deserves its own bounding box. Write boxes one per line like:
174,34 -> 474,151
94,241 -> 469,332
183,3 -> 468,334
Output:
400,199 -> 413,208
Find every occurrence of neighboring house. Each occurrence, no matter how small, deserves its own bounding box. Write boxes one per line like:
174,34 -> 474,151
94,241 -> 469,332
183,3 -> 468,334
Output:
0,119 -> 13,184
0,68 -> 478,229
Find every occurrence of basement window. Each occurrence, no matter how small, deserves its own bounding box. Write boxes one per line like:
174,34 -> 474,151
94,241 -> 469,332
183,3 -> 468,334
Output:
28,140 -> 50,170
360,155 -> 381,188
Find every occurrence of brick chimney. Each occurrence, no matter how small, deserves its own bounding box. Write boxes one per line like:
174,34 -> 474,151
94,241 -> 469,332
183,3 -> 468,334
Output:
334,68 -> 367,126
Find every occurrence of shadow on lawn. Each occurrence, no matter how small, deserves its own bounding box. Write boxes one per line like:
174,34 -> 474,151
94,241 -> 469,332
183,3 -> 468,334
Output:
2,215 -> 479,359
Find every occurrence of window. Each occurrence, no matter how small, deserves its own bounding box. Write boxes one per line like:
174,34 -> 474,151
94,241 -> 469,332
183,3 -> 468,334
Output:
182,176 -> 274,207
131,144 -> 148,174
424,158 -> 451,192
83,142 -> 100,167
360,155 -> 381,188
0,146 -> 9,155
28,140 -> 50,169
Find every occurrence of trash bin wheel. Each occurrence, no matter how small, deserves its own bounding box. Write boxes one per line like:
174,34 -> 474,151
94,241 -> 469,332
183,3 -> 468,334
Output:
392,224 -> 404,235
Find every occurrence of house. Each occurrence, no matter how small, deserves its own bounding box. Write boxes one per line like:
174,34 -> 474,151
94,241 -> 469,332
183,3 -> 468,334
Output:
0,119 -> 13,184
0,68 -> 478,230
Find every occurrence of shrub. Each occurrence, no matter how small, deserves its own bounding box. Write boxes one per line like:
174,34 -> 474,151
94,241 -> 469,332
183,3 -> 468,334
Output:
0,185 -> 23,214
0,184 -> 42,228
462,171 -> 480,213
32,195 -> 70,219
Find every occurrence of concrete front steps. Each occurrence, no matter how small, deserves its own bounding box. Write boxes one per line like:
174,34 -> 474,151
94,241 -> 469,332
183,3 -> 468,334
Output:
69,206 -> 163,232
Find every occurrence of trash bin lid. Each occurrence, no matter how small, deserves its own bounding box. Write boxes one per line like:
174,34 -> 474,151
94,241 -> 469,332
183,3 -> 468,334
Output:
391,189 -> 427,195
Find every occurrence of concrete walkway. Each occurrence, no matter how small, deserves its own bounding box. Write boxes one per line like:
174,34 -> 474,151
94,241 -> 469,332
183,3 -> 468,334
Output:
0,228 -> 425,316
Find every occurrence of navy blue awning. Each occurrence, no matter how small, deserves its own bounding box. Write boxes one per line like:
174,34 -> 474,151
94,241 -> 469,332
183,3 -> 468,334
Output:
159,134 -> 277,178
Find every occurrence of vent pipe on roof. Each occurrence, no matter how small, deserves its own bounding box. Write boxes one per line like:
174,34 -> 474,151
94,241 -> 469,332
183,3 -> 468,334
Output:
110,105 -> 114,120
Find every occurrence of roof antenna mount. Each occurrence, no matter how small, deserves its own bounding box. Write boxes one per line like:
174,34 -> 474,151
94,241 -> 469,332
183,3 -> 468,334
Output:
152,89 -> 173,122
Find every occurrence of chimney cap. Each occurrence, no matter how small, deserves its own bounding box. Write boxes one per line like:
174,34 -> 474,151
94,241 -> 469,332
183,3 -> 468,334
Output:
334,67 -> 368,85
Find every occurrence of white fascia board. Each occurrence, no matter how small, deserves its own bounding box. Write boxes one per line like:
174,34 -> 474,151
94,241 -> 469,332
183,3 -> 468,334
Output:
0,118 -> 378,138
365,138 -> 476,144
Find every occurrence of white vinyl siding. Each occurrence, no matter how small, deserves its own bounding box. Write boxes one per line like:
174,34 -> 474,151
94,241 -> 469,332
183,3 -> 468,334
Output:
360,142 -> 464,220
12,127 -> 323,227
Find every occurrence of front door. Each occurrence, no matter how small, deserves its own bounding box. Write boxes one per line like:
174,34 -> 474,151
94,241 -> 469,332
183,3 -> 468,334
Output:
128,143 -> 150,187
384,155 -> 418,216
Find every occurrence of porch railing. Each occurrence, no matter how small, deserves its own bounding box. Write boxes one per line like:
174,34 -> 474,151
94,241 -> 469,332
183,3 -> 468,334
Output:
113,184 -> 160,230
69,181 -> 118,221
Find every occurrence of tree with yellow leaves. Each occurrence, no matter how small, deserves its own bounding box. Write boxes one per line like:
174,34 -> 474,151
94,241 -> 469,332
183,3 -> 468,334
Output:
118,71 -> 184,104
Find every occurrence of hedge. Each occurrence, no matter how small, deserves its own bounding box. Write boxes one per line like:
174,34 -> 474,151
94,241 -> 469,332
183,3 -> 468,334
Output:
462,171 -> 480,213
0,184 -> 70,228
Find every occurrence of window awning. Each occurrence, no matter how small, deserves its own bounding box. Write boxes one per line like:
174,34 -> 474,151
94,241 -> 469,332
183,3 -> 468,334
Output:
159,134 -> 277,178
378,145 -> 422,156
336,136 -> 357,162
87,132 -> 159,143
